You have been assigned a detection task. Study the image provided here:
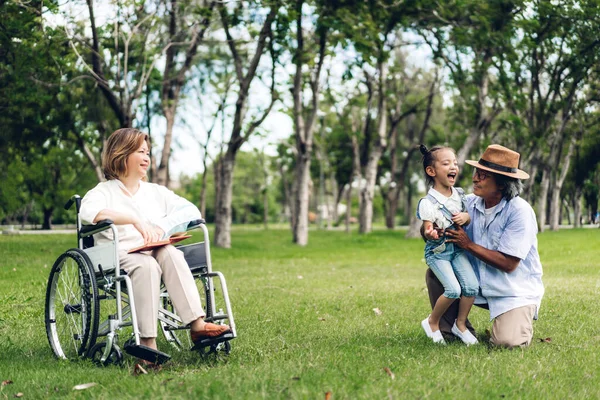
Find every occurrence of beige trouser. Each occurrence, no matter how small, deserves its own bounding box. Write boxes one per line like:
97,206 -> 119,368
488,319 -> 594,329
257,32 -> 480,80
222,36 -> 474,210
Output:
119,245 -> 205,338
490,304 -> 536,348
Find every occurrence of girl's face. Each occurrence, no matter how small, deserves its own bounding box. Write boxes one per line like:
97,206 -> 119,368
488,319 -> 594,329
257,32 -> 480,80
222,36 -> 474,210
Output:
426,148 -> 459,189
123,140 -> 150,180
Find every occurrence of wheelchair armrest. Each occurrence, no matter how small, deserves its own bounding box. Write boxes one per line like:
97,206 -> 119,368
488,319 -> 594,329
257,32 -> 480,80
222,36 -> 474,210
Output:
187,219 -> 206,230
80,219 -> 114,237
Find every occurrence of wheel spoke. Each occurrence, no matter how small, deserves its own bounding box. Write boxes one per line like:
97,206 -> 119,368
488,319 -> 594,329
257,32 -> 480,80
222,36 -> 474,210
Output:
46,250 -> 98,361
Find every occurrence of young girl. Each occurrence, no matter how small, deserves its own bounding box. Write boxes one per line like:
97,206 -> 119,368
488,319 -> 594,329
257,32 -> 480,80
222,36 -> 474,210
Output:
416,144 -> 478,345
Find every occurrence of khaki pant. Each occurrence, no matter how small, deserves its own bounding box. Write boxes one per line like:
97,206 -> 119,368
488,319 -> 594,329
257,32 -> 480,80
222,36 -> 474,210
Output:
426,268 -> 535,348
490,305 -> 535,348
120,245 -> 204,338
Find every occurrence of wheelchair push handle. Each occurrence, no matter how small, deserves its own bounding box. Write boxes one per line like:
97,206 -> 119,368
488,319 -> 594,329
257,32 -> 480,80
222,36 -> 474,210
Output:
64,195 -> 82,213
187,219 -> 206,230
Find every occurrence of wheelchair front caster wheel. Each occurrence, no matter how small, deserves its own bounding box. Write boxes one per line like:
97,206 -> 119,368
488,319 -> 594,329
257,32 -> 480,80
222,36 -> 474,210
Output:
89,342 -> 123,366
197,340 -> 231,357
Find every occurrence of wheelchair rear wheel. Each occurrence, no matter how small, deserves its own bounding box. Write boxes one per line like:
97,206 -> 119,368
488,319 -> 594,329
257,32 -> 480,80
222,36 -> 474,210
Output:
45,249 -> 99,360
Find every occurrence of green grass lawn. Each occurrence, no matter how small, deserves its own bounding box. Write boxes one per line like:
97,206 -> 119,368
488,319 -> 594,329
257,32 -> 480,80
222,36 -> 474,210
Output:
1,227 -> 599,399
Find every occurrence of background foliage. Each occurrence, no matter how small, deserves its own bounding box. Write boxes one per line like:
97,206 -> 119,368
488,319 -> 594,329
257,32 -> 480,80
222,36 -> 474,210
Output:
1,0 -> 600,236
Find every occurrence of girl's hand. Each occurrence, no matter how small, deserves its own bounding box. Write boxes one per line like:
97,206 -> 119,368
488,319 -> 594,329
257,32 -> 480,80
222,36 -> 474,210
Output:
452,212 -> 471,226
423,222 -> 442,240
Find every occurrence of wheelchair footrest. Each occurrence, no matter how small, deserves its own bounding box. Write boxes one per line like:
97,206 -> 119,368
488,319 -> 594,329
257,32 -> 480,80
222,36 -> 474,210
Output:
190,332 -> 235,350
123,341 -> 171,365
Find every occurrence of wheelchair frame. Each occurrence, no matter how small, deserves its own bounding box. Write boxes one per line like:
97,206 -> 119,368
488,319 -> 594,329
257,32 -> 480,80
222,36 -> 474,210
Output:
44,195 -> 237,365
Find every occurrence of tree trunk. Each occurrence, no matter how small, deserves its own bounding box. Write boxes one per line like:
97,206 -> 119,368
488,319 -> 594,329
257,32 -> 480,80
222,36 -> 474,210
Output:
42,208 -> 53,230
351,134 -> 362,218
384,122 -> 399,229
404,183 -> 422,238
455,72 -> 497,168
385,185 -> 400,229
290,0 -> 326,245
573,187 -> 582,228
562,198 -> 570,225
279,162 -> 293,229
537,168 -> 550,232
329,171 -> 338,226
456,126 -> 483,168
359,61 -> 387,234
78,138 -> 104,182
293,153 -> 312,245
549,185 -> 561,230
453,55 -> 496,168
522,163 -> 538,203
358,130 -> 385,234
345,183 -> 352,233
157,1 -> 216,187
549,137 -> 575,230
317,141 -> 326,230
405,214 -> 421,238
214,154 -> 235,248
156,110 -> 175,186
212,4 -> 277,247
383,70 -> 436,229
21,202 -> 32,229
358,173 -> 376,233
200,169 -> 208,218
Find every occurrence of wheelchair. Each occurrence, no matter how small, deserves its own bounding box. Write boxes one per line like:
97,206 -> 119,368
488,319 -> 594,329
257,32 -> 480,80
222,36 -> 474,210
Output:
44,195 -> 237,366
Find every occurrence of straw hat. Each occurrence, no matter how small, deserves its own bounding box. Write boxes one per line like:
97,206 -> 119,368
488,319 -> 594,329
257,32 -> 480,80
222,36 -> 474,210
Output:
465,144 -> 530,180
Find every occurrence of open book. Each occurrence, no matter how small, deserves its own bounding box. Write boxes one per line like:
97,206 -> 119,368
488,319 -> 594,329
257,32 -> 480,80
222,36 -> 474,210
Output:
127,232 -> 192,253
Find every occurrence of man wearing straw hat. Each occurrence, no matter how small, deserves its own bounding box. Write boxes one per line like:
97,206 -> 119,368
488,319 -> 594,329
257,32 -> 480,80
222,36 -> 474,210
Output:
424,144 -> 544,348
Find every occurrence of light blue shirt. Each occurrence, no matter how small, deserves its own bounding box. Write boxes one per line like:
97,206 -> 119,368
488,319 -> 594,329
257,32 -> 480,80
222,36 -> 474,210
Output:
464,194 -> 544,320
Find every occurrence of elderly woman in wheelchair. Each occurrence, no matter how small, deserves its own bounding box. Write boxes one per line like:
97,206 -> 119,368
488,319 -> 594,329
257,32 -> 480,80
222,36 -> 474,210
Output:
44,128 -> 236,367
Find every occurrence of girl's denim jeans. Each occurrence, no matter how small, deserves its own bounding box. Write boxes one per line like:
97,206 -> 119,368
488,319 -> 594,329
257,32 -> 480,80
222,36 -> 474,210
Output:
425,237 -> 478,299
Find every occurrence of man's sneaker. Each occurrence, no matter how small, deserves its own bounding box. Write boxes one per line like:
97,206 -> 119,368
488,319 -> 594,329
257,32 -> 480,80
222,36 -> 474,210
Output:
451,321 -> 478,345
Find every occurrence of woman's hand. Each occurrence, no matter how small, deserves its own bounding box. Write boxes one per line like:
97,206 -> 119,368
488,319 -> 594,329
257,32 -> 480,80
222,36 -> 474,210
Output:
133,220 -> 164,244
444,225 -> 472,249
94,209 -> 165,244
150,225 -> 165,241
452,212 -> 471,226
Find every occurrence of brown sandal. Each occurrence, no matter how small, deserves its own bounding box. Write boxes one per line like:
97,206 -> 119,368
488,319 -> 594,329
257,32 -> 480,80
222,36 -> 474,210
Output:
133,359 -> 163,375
190,323 -> 231,345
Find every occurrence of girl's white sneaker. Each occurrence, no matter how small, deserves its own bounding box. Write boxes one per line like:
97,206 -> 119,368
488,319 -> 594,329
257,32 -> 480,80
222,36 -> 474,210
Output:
451,321 -> 478,345
421,316 -> 446,345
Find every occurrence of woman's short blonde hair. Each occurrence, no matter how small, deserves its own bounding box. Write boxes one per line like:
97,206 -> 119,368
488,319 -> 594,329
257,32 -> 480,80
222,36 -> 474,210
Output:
102,128 -> 149,181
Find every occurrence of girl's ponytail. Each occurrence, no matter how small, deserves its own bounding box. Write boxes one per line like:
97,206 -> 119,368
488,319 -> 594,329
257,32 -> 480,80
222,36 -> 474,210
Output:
419,144 -> 429,156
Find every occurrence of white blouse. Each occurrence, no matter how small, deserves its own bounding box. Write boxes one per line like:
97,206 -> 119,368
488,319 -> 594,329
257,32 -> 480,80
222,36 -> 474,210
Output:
80,179 -> 201,252
416,187 -> 465,229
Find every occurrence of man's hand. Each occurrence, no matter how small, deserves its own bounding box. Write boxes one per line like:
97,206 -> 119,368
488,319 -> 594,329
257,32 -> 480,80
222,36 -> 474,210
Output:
444,225 -> 472,249
452,211 -> 471,226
